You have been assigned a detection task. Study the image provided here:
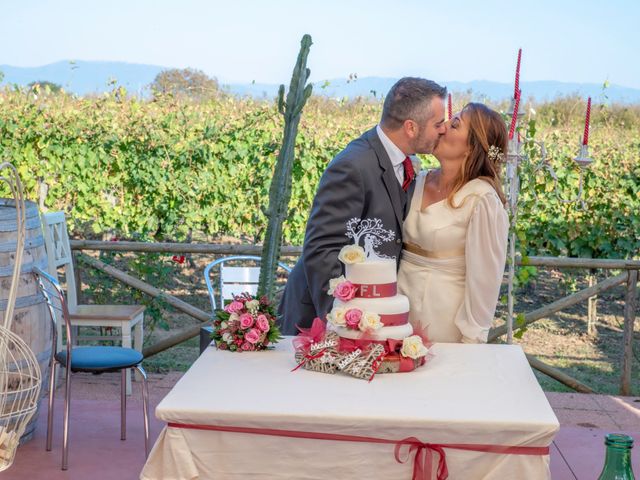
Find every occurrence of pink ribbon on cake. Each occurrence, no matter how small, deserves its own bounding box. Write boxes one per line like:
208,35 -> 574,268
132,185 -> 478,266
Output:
380,312 -> 409,326
352,282 -> 397,298
168,422 -> 551,480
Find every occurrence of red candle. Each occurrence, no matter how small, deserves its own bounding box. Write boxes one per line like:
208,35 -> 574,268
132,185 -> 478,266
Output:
508,89 -> 521,140
514,48 -> 522,99
582,97 -> 591,145
447,93 -> 452,121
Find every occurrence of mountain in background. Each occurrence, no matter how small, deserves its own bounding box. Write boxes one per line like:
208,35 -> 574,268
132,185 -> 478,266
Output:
0,61 -> 165,95
1,60 -> 639,103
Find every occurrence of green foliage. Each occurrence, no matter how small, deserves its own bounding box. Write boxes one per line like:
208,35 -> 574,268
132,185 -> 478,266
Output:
0,87 -> 637,262
81,250 -> 173,334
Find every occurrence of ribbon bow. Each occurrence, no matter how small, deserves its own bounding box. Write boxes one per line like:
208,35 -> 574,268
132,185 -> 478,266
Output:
338,336 -> 374,353
395,437 -> 448,480
292,317 -> 327,353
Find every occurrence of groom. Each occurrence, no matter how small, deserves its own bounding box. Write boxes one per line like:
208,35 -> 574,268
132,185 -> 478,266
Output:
278,77 -> 447,334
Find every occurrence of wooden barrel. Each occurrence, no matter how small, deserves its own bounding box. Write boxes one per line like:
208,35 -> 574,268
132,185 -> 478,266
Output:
0,199 -> 51,442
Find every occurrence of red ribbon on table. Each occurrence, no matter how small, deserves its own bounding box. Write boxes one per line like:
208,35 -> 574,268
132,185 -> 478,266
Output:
167,422 -> 550,480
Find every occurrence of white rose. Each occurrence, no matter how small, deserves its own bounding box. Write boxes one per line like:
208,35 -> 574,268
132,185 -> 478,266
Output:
401,335 -> 429,359
220,321 -> 228,329
327,307 -> 347,327
222,332 -> 233,343
338,244 -> 366,264
358,311 -> 382,331
246,299 -> 260,312
328,275 -> 346,295
229,313 -> 240,323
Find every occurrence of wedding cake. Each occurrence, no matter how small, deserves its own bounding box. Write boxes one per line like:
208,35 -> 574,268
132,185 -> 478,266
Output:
293,218 -> 429,380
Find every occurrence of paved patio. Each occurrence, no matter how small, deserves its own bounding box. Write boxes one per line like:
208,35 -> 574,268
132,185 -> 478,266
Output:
4,372 -> 640,480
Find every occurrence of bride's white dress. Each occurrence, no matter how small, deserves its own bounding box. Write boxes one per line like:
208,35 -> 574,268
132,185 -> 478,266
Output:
398,170 -> 509,343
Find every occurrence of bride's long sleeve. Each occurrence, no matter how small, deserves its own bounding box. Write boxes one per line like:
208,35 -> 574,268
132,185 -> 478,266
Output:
454,192 -> 509,343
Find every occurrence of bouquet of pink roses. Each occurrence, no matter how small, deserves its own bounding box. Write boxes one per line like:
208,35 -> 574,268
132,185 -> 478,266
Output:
212,293 -> 282,351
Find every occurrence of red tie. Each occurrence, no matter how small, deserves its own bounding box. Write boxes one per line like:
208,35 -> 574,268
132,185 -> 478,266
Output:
402,156 -> 415,192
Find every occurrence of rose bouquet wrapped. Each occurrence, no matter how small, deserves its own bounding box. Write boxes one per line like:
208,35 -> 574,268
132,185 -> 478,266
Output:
212,293 -> 282,351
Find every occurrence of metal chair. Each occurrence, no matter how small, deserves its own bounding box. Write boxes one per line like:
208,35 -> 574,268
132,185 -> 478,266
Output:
203,255 -> 292,312
41,211 -> 144,395
33,266 -> 150,471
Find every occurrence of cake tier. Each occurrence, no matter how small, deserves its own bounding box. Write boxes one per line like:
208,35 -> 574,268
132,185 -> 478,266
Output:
333,295 -> 409,326
330,322 -> 414,341
345,259 -> 396,285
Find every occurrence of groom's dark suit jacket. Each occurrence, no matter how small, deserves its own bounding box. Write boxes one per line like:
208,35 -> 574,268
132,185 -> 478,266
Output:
278,127 -> 412,335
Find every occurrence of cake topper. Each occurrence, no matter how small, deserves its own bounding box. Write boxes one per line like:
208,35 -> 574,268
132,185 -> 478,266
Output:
345,218 -> 395,261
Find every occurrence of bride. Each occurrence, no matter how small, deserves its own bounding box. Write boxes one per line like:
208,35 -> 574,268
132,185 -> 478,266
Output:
397,103 -> 509,343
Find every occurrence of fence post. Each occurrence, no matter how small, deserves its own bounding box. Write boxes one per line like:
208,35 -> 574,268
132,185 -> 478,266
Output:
620,269 -> 638,396
587,273 -> 598,335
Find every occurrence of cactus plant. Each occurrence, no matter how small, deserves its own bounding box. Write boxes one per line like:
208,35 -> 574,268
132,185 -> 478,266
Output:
258,34 -> 313,298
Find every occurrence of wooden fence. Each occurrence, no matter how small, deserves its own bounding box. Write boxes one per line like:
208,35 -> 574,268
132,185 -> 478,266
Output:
70,240 -> 639,395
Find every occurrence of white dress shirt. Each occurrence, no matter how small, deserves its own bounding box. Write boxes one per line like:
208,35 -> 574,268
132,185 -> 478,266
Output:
376,124 -> 407,186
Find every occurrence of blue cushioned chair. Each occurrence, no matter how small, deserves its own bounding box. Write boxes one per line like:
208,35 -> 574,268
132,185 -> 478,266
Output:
33,267 -> 150,471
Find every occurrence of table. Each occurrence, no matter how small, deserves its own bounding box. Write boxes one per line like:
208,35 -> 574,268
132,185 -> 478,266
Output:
141,339 -> 559,479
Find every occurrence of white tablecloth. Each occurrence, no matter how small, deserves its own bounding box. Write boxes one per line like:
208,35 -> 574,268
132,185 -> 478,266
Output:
141,339 -> 558,480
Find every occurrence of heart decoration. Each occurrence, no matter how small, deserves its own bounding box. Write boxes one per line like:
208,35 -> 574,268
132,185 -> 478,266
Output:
293,331 -> 340,374
336,343 -> 386,380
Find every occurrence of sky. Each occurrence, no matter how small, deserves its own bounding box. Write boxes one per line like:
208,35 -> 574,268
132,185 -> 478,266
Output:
1,0 -> 638,88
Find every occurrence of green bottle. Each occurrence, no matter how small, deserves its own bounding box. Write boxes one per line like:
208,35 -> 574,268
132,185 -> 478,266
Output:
597,433 -> 635,480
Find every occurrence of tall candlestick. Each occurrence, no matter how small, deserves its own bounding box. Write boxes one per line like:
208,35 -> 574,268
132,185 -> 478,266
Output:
582,97 -> 591,146
514,48 -> 522,99
508,89 -> 521,140
447,93 -> 452,121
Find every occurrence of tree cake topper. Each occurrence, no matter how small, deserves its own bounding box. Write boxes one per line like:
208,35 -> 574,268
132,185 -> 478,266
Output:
344,218 -> 395,261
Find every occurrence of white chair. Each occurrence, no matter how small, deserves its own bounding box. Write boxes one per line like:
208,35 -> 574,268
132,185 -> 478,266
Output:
203,255 -> 292,312
41,211 -> 144,395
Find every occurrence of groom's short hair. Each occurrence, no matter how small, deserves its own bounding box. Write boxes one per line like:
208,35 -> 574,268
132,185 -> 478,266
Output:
381,78 -> 447,130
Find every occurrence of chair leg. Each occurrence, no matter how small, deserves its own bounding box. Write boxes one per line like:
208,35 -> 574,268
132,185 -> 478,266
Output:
121,369 -> 127,441
122,324 -> 133,395
136,365 -> 150,458
46,361 -> 57,451
61,363 -> 71,470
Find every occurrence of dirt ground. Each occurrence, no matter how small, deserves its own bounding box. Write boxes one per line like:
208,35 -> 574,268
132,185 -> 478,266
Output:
76,251 -> 638,395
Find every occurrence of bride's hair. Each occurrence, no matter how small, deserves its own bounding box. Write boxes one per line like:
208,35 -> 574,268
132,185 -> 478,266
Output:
448,102 -> 507,207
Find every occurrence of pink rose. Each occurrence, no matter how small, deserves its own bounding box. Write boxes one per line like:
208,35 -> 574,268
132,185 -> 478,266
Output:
334,281 -> 357,301
241,342 -> 254,351
245,328 -> 261,344
256,314 -> 270,332
345,308 -> 362,329
239,313 -> 255,329
225,301 -> 244,313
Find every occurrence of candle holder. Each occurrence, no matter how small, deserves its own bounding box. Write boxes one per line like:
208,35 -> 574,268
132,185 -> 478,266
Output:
574,143 -> 594,168
502,109 -> 594,344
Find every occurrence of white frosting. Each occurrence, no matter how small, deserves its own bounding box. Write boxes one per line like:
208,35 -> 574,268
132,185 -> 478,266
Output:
329,322 -> 414,341
345,259 -> 396,284
333,295 -> 409,315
